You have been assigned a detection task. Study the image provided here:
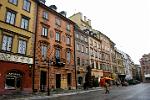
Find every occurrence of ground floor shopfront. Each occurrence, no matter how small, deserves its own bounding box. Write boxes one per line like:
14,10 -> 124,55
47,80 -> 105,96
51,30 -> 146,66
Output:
0,61 -> 32,95
34,65 -> 76,92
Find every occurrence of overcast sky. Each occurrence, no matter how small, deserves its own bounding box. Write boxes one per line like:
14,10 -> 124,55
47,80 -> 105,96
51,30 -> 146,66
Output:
46,0 -> 150,64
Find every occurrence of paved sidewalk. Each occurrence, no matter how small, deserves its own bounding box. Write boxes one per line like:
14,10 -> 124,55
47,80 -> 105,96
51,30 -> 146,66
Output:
0,87 -> 103,100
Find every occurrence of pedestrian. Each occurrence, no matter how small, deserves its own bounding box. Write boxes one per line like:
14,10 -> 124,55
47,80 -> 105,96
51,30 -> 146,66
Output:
104,81 -> 110,94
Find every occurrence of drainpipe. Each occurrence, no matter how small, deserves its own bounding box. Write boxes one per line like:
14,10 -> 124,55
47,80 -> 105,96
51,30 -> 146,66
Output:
33,1 -> 39,93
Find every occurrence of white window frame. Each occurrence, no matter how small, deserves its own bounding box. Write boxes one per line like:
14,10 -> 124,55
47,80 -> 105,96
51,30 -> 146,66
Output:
21,17 -> 29,30
43,11 -> 48,19
41,45 -> 47,59
66,36 -> 70,45
56,32 -> 60,41
5,10 -> 16,25
18,39 -> 27,55
2,35 -> 12,51
66,51 -> 71,64
66,23 -> 70,31
42,26 -> 48,37
9,0 -> 17,5
23,0 -> 30,12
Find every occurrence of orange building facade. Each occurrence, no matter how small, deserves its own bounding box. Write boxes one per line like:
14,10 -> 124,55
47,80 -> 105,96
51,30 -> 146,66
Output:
33,2 -> 76,92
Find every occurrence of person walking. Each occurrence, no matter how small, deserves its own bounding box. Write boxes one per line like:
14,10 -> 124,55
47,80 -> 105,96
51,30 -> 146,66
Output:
104,81 -> 110,94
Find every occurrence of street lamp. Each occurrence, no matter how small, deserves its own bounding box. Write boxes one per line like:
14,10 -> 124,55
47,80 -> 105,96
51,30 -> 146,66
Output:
47,59 -> 53,96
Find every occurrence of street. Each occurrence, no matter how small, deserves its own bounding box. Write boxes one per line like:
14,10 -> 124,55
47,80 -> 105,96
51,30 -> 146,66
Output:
34,83 -> 150,100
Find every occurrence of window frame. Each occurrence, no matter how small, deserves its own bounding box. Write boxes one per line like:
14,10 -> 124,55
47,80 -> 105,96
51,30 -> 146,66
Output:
55,31 -> 60,42
18,39 -> 27,55
66,51 -> 71,64
55,17 -> 61,27
66,36 -> 71,45
55,48 -> 60,59
1,35 -> 13,52
43,11 -> 49,20
41,26 -> 48,37
66,23 -> 71,31
5,9 -> 16,25
20,16 -> 29,30
8,0 -> 18,5
23,0 -> 31,12
41,44 -> 47,59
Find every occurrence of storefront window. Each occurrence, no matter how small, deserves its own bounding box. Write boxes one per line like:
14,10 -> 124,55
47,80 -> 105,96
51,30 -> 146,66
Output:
5,71 -> 22,89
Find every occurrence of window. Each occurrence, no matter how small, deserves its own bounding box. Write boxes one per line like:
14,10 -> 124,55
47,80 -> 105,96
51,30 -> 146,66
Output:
42,26 -> 48,37
5,10 -> 16,25
81,35 -> 83,40
5,71 -> 22,89
90,39 -> 93,45
43,11 -> 48,19
85,37 -> 88,42
23,0 -> 30,12
76,33 -> 79,38
77,43 -> 80,51
2,35 -> 12,51
41,45 -> 47,59
18,39 -> 27,54
77,57 -> 80,66
81,45 -> 84,53
95,42 -> 97,47
55,48 -> 60,58
56,32 -> 60,41
85,47 -> 88,54
66,23 -> 70,31
9,0 -> 17,5
66,36 -> 71,45
55,18 -> 61,26
66,51 -> 71,64
21,16 -> 29,30
82,59 -> 84,66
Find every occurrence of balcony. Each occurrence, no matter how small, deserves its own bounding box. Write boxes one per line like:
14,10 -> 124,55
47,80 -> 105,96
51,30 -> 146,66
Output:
55,57 -> 66,66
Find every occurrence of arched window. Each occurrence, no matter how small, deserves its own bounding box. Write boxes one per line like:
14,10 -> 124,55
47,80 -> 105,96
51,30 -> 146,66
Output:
5,71 -> 23,89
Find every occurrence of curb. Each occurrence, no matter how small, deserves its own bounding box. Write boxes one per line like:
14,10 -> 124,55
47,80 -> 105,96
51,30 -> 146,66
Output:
11,88 -> 103,100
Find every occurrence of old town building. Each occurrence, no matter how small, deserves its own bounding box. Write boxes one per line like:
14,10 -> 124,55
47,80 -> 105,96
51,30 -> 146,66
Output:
115,49 -> 126,82
110,42 -> 117,80
140,53 -> 150,82
0,0 -> 36,94
100,33 -> 112,78
74,25 -> 89,88
70,12 -> 103,82
33,1 -> 76,92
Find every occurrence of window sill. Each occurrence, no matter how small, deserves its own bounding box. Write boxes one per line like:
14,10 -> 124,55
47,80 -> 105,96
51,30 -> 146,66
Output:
41,35 -> 48,39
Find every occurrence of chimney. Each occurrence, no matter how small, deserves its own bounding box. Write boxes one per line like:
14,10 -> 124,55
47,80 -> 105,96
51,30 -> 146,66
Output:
60,11 -> 67,17
87,19 -> 91,26
39,0 -> 46,4
84,16 -> 87,21
49,5 -> 57,11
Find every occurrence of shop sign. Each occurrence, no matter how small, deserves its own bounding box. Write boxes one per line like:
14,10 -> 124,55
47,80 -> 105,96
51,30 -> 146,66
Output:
0,53 -> 33,64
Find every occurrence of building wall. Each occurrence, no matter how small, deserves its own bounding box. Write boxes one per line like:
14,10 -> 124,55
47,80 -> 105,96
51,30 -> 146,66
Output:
140,54 -> 150,82
34,3 -> 76,92
0,0 -> 36,94
75,28 -> 89,87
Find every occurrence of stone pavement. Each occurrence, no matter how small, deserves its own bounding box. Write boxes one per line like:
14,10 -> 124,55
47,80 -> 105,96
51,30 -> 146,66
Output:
0,87 -> 103,100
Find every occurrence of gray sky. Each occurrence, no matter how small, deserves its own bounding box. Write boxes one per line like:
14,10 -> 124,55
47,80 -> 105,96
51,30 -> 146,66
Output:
46,0 -> 150,64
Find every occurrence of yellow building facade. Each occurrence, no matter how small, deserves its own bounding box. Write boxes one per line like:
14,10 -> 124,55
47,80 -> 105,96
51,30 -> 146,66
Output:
0,0 -> 36,94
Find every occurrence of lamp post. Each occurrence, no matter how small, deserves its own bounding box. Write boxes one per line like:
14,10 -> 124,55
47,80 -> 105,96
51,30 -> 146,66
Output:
47,59 -> 52,96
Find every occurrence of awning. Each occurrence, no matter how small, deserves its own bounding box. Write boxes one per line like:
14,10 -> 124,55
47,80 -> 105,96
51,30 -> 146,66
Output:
145,74 -> 150,78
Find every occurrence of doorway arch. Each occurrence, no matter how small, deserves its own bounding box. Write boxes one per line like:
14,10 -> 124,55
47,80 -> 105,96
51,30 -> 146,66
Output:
5,70 -> 23,90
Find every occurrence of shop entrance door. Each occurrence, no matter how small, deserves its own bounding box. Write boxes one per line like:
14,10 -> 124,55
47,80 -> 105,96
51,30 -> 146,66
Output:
56,74 -> 61,88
